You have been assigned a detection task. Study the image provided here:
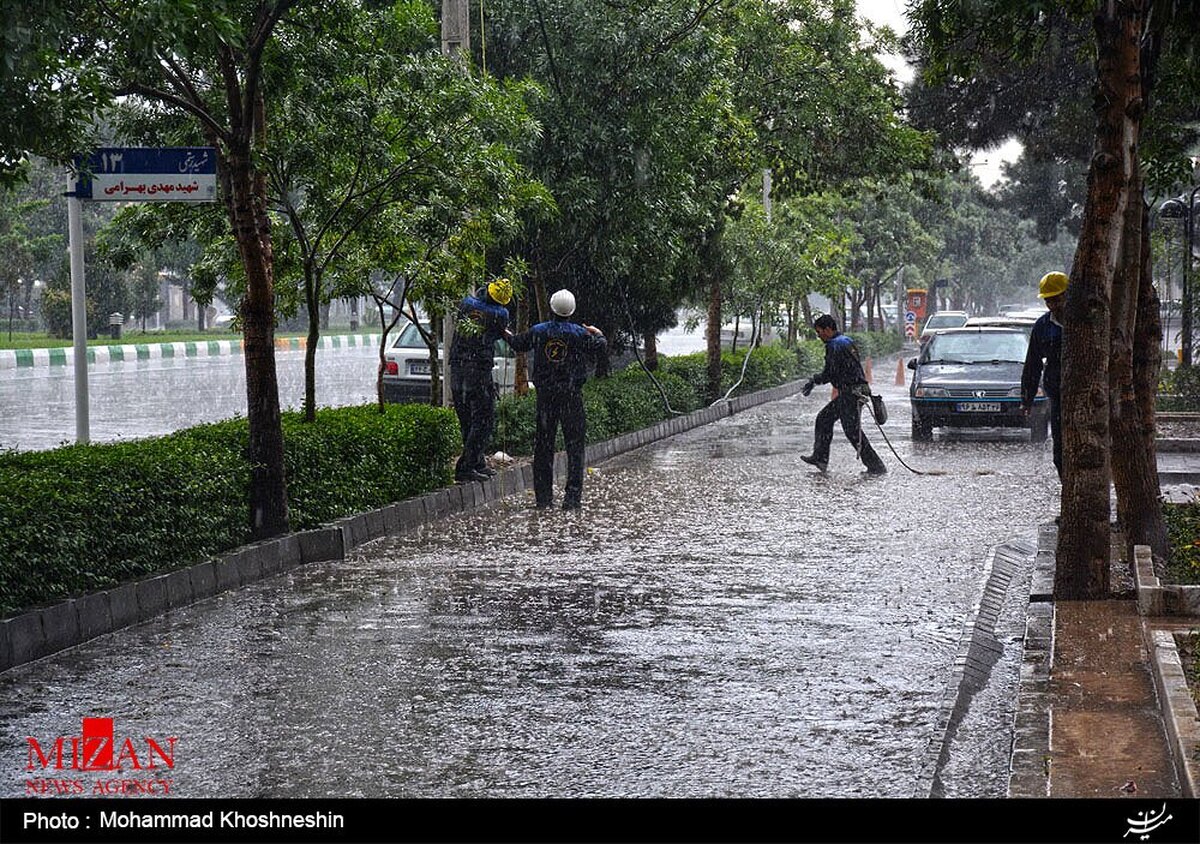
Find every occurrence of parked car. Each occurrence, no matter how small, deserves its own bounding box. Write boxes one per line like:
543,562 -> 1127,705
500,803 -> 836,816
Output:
918,310 -> 969,345
908,326 -> 1049,442
381,321 -> 515,403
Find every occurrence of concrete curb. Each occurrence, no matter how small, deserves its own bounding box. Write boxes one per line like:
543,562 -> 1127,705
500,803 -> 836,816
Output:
1147,628 -> 1200,799
1134,544 -> 1200,617
1009,521 -> 1057,798
0,334 -> 382,371
0,375 -> 806,674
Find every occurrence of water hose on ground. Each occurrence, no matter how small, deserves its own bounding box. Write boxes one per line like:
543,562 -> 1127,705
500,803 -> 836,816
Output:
860,396 -> 947,476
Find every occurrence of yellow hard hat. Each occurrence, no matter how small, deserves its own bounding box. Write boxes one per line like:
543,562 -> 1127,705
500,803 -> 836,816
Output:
487,277 -> 513,306
1038,271 -> 1069,298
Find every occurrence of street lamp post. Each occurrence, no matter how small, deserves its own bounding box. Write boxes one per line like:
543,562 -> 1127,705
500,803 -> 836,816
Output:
1161,186 -> 1200,367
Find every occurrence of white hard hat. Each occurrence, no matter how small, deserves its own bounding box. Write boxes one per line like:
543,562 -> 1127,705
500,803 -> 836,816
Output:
550,289 -> 576,317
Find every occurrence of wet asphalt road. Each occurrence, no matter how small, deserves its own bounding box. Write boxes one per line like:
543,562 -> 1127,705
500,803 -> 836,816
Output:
0,370 -> 1059,798
0,346 -> 381,453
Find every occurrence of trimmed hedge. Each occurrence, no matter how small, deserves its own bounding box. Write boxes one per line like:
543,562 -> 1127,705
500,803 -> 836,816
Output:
1158,365 -> 1200,412
0,404 -> 458,615
1163,501 -> 1200,585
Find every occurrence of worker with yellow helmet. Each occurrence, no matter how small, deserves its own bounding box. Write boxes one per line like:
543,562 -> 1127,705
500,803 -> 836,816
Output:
449,277 -> 513,483
1021,271 -> 1068,477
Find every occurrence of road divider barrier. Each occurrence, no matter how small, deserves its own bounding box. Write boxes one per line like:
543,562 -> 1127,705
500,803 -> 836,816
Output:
0,334 -> 383,370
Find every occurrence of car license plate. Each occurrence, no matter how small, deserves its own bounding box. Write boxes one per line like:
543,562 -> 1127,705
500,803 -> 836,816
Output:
409,361 -> 431,376
956,402 -> 1001,413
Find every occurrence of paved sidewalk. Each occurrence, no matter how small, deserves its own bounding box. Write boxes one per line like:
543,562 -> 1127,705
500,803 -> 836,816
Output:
1048,599 -> 1179,797
1011,521 -> 1196,800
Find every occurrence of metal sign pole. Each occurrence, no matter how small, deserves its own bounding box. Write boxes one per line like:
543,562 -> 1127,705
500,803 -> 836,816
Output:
67,172 -> 89,443
65,146 -> 218,444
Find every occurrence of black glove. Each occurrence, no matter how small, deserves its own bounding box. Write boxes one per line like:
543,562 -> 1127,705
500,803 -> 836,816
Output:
801,380 -> 814,397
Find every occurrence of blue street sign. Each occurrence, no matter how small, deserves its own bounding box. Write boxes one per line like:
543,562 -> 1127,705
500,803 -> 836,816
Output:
73,147 -> 217,202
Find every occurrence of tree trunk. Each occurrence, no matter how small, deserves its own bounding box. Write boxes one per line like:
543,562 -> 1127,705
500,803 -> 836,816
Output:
643,331 -> 658,370
706,272 -> 722,404
1057,0 -> 1143,599
514,290 -> 530,395
426,319 -> 441,405
1113,199 -> 1167,558
228,152 -> 288,540
532,270 -> 548,323
303,264 -> 320,422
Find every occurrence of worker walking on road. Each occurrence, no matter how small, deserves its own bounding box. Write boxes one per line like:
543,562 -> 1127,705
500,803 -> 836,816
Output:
506,289 -> 606,510
1021,271 -> 1067,478
800,314 -> 887,475
450,277 -> 512,483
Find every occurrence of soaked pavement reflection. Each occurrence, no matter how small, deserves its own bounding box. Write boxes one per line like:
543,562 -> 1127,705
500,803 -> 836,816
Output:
0,372 -> 1059,797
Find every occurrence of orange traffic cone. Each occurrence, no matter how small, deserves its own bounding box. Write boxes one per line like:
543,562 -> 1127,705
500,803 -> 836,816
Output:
895,357 -> 906,386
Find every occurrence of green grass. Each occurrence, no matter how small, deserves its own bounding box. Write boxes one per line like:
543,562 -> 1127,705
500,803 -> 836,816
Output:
0,327 -> 375,350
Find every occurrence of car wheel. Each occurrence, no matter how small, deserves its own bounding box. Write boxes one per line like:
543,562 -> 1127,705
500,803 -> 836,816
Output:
912,418 -> 933,442
1030,411 -> 1049,443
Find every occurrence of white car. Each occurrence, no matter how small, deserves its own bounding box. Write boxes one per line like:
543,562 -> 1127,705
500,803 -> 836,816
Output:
918,310 -> 970,345
381,321 -> 515,403
964,314 -> 1037,340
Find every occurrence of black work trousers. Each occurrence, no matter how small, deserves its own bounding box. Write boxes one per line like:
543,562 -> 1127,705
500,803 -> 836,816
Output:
1049,395 -> 1062,478
810,391 -> 885,471
533,385 -> 586,507
452,366 -> 495,477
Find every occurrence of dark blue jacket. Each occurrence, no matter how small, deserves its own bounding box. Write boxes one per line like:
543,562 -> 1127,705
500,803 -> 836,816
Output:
449,288 -> 510,370
508,318 -> 606,390
812,332 -> 868,392
1021,312 -> 1062,405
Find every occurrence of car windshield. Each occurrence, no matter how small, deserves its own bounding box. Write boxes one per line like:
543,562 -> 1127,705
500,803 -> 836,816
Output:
924,331 -> 1028,364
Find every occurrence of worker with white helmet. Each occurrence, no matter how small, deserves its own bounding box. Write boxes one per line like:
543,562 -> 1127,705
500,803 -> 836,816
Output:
1021,271 -> 1068,478
450,277 -> 513,483
506,289 -> 606,510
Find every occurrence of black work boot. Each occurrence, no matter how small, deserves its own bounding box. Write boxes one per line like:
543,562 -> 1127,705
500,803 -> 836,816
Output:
800,455 -> 828,472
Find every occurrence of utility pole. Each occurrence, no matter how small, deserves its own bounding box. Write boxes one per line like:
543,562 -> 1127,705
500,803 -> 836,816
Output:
440,0 -> 470,406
